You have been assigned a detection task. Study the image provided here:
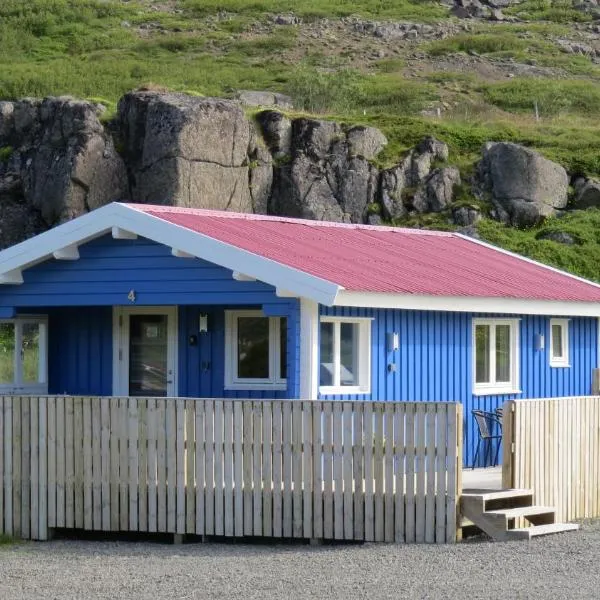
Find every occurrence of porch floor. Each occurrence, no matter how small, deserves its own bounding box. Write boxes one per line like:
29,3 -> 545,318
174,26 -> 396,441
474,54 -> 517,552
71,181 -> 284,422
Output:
462,466 -> 502,491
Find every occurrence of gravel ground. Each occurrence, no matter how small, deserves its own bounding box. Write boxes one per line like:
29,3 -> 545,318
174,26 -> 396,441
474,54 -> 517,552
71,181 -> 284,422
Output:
2,524 -> 600,600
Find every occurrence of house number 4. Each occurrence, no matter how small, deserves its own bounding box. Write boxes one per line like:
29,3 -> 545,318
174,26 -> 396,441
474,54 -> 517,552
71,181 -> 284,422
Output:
128,289 -> 136,303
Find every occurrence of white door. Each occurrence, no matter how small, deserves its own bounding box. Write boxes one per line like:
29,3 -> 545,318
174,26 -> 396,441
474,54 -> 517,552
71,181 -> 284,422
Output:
113,307 -> 178,396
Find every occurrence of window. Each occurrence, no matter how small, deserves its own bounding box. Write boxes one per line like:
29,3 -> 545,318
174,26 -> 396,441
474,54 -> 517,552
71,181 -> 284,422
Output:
550,318 -> 569,367
319,317 -> 371,394
225,311 -> 287,390
473,319 -> 519,395
0,317 -> 48,394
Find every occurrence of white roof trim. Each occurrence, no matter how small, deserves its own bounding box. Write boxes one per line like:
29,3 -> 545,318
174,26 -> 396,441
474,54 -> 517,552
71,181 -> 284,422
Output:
0,203 -> 341,306
334,291 -> 600,317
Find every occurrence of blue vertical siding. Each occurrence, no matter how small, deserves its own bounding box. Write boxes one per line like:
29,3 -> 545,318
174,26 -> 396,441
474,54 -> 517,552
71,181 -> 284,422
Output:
319,306 -> 598,466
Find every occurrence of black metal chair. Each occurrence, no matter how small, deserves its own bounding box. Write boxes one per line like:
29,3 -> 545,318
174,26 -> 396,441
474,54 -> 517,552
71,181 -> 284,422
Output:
472,409 -> 503,469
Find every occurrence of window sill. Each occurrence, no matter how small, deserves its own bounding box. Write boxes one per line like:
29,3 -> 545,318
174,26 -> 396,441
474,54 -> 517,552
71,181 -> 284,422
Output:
224,382 -> 287,392
319,386 -> 371,396
473,388 -> 522,397
550,362 -> 570,368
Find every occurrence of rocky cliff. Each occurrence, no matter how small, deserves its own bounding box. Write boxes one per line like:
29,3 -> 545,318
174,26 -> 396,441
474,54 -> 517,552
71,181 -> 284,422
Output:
0,90 -> 594,248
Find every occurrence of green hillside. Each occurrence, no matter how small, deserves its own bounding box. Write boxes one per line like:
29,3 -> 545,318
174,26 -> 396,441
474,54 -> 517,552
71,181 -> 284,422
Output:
2,0 -> 600,280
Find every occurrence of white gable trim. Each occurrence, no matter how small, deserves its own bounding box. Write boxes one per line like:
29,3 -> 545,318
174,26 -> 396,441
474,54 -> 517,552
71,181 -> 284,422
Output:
0,203 -> 341,306
334,291 -> 600,317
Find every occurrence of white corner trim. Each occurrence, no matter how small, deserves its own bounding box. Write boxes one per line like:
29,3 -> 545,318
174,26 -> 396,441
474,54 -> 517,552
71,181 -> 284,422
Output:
0,269 -> 23,285
334,290 -> 600,317
300,298 -> 319,400
171,248 -> 194,258
52,244 -> 80,260
232,271 -> 256,282
112,227 -> 138,240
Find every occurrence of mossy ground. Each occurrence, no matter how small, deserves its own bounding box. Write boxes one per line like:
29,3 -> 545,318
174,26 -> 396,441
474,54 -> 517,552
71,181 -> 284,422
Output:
2,0 -> 600,279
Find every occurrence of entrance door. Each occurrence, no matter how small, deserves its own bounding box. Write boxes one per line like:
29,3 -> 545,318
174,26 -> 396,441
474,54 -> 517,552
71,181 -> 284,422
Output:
113,307 -> 178,396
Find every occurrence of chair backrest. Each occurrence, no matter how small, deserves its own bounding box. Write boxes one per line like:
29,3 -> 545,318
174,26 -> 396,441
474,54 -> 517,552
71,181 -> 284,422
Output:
472,409 -> 501,439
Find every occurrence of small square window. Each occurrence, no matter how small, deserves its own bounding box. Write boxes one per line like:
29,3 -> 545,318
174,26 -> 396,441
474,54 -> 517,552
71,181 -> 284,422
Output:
225,310 -> 287,390
319,317 -> 371,395
550,319 -> 570,367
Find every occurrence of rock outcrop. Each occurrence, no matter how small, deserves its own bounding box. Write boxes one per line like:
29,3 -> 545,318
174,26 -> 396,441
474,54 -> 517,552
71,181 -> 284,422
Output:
476,142 -> 568,227
0,97 -> 127,247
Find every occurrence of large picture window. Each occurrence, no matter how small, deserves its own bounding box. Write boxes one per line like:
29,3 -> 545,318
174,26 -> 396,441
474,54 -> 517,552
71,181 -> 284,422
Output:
473,319 -> 519,395
549,318 -> 570,367
0,317 -> 48,394
319,317 -> 371,395
225,310 -> 287,390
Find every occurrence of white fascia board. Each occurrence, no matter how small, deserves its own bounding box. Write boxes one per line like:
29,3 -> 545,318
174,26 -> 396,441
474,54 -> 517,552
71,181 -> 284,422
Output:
334,290 -> 600,317
117,206 -> 341,306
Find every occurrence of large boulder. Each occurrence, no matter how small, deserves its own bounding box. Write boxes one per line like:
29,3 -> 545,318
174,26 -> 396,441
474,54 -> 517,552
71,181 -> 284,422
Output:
477,142 -> 568,227
117,91 -> 265,212
572,181 -> 600,209
0,96 -> 127,239
412,167 -> 461,213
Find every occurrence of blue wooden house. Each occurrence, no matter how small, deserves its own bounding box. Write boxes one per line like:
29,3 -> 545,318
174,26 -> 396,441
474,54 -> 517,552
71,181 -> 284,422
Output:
0,202 -> 599,466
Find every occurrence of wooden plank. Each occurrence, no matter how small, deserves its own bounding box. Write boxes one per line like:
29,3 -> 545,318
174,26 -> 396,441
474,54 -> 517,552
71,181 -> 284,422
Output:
128,397 -> 139,531
323,402 -> 333,540
4,397 -> 13,536
186,399 -> 196,535
166,398 -> 177,533
332,401 -> 343,540
73,396 -> 83,530
214,400 -> 224,536
312,401 -> 323,540
446,404 -> 459,543
21,397 -> 31,538
195,400 -> 205,536
83,396 -> 92,530
156,398 -> 167,532
0,398 -> 3,535
233,401 -> 244,537
414,403 -> 426,544
384,403 -> 394,543
109,397 -> 120,531
435,403 -> 447,544
302,400 -> 312,539
119,397 -> 130,531
53,397 -> 64,529
100,397 -> 111,531
404,403 -> 415,543
263,400 -> 273,538
271,401 -> 283,538
252,401 -> 263,537
291,401 -> 302,538
394,402 -> 405,543
363,401 -> 374,542
282,400 -> 292,538
353,402 -> 364,541
373,402 -> 384,543
30,398 -> 38,539
175,398 -> 185,534
138,398 -> 148,532
425,403 -> 437,544
204,399 -> 215,536
224,400 -> 234,537
342,402 -> 353,540
12,396 -> 21,538
38,397 -> 48,541
47,398 -> 56,533
242,401 -> 253,536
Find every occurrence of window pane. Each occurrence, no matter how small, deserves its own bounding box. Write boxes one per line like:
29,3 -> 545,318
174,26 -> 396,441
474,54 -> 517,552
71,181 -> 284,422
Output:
0,323 -> 14,384
552,324 -> 563,358
475,324 -> 490,384
340,322 -> 359,386
129,315 -> 168,397
495,324 -> 511,383
237,317 -> 269,379
22,323 -> 40,383
279,318 -> 287,380
320,322 -> 334,386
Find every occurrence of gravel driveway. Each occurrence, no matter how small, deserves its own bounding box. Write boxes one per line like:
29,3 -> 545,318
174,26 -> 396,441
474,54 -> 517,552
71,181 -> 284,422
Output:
2,523 -> 600,600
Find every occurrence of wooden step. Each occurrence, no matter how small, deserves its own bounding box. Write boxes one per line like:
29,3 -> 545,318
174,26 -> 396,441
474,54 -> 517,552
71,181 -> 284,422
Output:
508,522 -> 579,540
462,489 -> 532,501
485,506 -> 556,520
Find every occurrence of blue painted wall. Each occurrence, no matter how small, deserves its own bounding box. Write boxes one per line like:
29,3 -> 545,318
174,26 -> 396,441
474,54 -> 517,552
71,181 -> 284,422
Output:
319,306 -> 598,466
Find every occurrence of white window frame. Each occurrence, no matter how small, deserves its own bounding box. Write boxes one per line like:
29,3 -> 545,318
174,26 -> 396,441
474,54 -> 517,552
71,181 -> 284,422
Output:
0,316 -> 48,395
319,316 -> 372,395
224,310 -> 287,391
472,318 -> 520,396
549,318 -> 570,368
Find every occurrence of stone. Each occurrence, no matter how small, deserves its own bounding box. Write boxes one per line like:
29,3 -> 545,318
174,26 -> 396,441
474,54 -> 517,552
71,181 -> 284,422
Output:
412,167 -> 461,213
0,102 -> 15,141
477,142 -> 568,227
573,181 -> 600,209
236,90 -> 294,109
379,161 -> 410,220
256,110 -> 292,158
346,126 -> 387,160
273,14 -> 301,25
452,205 -> 482,226
536,230 -> 576,245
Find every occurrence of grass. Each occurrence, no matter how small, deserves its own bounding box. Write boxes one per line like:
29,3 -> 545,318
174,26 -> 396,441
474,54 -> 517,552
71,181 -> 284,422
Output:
0,534 -> 15,545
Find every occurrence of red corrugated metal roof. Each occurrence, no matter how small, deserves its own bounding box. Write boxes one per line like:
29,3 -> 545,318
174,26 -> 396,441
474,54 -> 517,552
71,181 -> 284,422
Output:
128,204 -> 600,302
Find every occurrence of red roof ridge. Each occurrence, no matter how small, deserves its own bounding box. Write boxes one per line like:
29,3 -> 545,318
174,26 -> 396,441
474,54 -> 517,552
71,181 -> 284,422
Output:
123,203 -> 452,237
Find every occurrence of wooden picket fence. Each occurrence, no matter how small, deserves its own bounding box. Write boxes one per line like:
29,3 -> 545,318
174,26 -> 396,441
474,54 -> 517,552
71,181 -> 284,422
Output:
502,396 -> 600,523
0,396 -> 462,544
